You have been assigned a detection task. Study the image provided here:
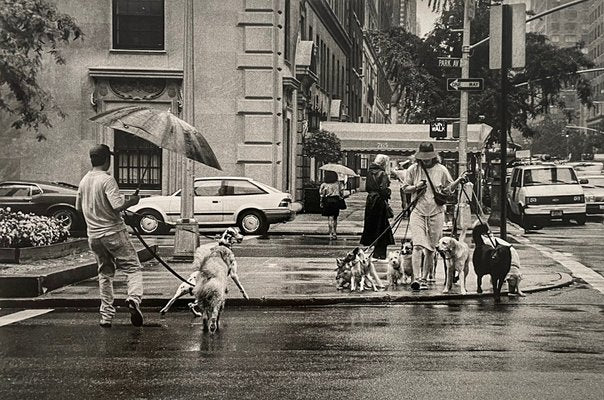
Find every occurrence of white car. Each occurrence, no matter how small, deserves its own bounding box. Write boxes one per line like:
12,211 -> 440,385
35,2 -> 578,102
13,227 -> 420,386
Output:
507,165 -> 586,229
128,177 -> 299,235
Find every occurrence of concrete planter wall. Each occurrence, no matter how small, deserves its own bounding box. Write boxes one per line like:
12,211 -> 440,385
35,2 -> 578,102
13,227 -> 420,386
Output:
0,238 -> 89,264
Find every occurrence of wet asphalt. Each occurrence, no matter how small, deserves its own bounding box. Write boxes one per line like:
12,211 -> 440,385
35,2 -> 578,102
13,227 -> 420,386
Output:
1,286 -> 603,400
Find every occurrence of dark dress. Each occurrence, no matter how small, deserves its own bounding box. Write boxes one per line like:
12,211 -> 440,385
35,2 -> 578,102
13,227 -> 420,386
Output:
360,163 -> 395,259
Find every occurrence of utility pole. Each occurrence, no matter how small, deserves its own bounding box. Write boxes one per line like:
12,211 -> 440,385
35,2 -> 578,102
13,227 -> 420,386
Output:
458,0 -> 474,176
173,0 -> 199,259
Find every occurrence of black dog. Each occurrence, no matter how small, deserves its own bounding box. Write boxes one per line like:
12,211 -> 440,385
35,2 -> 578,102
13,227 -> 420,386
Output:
472,224 -> 511,302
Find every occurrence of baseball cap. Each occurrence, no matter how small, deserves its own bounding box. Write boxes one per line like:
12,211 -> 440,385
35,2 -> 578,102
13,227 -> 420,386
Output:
89,144 -> 114,159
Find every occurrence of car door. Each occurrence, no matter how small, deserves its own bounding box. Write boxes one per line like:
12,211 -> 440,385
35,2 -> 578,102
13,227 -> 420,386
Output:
0,183 -> 37,214
193,179 -> 224,224
509,169 -> 521,214
219,179 -> 268,224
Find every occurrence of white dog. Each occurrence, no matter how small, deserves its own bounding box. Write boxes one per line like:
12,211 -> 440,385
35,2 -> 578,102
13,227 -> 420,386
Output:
344,247 -> 384,292
159,227 -> 245,315
437,236 -> 470,294
387,242 -> 414,287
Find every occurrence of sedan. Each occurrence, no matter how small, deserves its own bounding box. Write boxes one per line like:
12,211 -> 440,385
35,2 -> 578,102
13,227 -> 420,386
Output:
0,180 -> 83,230
580,175 -> 604,215
127,177 -> 300,235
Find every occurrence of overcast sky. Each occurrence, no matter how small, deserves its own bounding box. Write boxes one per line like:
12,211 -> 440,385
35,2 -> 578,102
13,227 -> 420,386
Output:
416,0 -> 440,36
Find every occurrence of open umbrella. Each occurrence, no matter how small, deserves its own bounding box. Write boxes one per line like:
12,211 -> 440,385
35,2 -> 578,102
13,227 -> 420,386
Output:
319,164 -> 359,176
89,105 -> 221,170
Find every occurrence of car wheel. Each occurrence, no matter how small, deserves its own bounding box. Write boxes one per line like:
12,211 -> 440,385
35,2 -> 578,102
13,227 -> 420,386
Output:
138,209 -> 168,235
50,207 -> 79,231
575,214 -> 586,225
237,210 -> 268,235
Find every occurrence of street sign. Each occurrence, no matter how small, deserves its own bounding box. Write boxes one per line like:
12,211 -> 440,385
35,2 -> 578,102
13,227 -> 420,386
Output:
429,121 -> 447,139
447,78 -> 484,91
438,57 -> 461,68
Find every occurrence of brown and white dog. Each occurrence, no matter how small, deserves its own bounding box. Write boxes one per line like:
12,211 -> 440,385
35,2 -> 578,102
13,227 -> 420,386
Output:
338,247 -> 384,292
159,227 -> 245,315
387,241 -> 414,287
437,236 -> 470,294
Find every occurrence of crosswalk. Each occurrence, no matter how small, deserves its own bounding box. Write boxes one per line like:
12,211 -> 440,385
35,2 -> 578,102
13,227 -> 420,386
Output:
0,309 -> 54,327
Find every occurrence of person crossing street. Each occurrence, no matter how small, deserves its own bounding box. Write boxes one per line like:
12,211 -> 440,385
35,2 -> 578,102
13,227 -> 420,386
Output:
76,144 -> 144,327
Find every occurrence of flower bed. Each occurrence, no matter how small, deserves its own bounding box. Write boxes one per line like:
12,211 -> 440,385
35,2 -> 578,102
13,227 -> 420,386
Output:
0,207 -> 70,248
0,208 -> 79,264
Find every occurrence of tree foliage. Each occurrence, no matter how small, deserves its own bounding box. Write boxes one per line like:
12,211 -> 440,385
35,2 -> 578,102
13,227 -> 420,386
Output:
370,0 -> 594,138
0,0 -> 82,138
303,129 -> 342,164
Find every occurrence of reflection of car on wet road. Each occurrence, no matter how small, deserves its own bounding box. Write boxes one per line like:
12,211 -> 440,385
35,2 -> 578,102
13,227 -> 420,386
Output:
128,177 -> 300,235
0,180 -> 83,230
580,175 -> 604,215
507,165 -> 586,229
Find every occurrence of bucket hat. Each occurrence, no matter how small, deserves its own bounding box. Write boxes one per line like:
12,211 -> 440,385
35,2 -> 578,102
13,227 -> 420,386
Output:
415,142 -> 438,161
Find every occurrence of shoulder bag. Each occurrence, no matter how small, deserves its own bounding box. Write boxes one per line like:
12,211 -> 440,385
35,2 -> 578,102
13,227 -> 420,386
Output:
419,163 -> 455,206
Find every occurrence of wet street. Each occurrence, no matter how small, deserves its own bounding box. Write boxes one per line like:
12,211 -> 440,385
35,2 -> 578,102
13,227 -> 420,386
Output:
1,287 -> 603,400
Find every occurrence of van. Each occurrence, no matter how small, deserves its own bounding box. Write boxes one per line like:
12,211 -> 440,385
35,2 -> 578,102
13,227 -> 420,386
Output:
507,165 -> 587,229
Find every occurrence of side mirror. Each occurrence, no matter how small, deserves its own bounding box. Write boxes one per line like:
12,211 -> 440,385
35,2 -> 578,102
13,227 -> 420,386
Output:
579,178 -> 589,184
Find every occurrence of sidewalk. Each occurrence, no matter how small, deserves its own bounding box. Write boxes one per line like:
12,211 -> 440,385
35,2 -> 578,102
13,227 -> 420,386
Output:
0,190 -> 573,308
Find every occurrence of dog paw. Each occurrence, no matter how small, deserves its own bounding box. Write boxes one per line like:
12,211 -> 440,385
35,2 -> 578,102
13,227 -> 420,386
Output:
460,290 -> 467,295
442,289 -> 449,294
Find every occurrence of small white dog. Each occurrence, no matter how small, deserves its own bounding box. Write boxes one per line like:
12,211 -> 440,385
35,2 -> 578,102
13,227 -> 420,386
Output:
344,247 -> 384,292
387,241 -> 414,287
400,240 -> 414,284
437,236 -> 470,294
159,227 -> 245,315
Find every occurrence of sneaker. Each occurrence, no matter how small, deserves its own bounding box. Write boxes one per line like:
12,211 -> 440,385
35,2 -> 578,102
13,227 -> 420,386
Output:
99,319 -> 112,328
410,281 -> 420,291
126,298 -> 143,327
419,282 -> 429,290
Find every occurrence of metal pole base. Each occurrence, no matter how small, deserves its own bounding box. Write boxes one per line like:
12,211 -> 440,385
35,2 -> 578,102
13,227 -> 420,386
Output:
172,219 -> 199,261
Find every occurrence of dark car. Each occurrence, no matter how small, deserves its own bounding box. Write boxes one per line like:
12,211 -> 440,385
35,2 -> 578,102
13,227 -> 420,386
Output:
0,180 -> 83,231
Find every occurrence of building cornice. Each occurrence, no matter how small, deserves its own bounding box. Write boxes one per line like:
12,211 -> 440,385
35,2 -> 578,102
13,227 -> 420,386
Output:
88,67 -> 184,79
307,0 -> 351,53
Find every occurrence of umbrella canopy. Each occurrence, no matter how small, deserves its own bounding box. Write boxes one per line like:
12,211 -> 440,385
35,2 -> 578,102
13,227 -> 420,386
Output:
89,106 -> 221,170
319,164 -> 359,176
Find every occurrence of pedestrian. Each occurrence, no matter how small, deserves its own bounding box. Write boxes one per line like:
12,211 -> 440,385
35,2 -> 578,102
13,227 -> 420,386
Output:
319,170 -> 345,240
394,159 -> 412,217
360,154 -> 395,261
402,143 -> 466,290
76,144 -> 144,328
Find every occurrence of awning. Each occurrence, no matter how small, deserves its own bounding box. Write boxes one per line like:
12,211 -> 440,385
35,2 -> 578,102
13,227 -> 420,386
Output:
321,122 -> 492,154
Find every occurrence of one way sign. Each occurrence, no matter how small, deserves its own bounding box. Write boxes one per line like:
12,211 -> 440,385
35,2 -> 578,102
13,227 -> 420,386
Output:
447,78 -> 484,92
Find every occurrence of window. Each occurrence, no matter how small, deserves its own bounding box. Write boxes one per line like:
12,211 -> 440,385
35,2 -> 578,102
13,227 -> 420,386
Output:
0,184 -> 32,197
284,0 -> 291,61
194,180 -> 223,197
523,168 -> 578,186
114,130 -> 162,190
112,0 -> 164,50
223,180 -> 266,196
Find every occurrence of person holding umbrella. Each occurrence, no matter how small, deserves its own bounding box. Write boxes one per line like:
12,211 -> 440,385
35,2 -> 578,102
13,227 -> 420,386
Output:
360,154 -> 395,261
76,144 -> 144,328
319,170 -> 344,240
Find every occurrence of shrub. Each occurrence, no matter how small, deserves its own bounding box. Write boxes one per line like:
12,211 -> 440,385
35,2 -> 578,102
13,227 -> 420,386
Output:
0,207 -> 70,248
303,129 -> 342,164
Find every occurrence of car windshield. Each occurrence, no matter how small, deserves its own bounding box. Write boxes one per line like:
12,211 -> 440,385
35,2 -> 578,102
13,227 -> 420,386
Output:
523,168 -> 578,186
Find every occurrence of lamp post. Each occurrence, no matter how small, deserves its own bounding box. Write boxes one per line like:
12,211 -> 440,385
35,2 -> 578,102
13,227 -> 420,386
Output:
458,0 -> 473,176
173,0 -> 199,259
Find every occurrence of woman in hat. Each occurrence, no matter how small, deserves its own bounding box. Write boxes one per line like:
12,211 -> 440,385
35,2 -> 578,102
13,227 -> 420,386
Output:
402,143 -> 467,290
360,154 -> 395,262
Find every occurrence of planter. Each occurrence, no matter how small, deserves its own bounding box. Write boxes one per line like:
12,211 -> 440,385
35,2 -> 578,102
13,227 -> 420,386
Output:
303,188 -> 322,214
0,238 -> 89,264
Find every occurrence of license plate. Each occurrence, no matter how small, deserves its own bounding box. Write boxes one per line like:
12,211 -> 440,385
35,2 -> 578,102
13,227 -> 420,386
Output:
551,210 -> 563,217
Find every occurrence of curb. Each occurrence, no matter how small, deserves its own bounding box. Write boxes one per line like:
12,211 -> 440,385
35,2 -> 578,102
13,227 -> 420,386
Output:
0,272 -> 573,309
0,245 -> 157,298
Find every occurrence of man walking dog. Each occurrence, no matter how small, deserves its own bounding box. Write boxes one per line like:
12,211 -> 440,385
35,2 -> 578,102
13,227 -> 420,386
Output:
76,144 -> 144,327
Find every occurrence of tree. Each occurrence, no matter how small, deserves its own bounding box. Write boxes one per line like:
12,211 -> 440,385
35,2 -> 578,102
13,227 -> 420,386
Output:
0,0 -> 82,139
371,0 -> 594,137
303,129 -> 342,164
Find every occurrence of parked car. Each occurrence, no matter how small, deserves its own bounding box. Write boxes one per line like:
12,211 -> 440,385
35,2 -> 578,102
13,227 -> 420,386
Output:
507,165 -> 586,229
0,180 -> 83,230
580,174 -> 604,215
128,177 -> 300,235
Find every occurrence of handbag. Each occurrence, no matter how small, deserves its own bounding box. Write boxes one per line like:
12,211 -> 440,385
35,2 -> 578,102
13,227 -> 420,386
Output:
419,162 -> 456,206
337,197 -> 347,210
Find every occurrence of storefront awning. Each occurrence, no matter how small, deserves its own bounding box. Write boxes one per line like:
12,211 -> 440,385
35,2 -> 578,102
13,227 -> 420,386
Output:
321,122 -> 492,154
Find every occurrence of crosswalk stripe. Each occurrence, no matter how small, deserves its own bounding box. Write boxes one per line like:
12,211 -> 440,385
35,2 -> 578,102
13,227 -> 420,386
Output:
0,309 -> 54,327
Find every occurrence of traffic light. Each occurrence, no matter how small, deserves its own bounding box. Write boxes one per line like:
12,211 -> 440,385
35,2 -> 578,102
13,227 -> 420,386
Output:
452,122 -> 460,139
430,121 -> 447,139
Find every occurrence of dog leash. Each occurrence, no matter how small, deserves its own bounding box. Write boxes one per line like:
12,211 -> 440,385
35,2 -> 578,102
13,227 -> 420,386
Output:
457,182 -> 498,249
